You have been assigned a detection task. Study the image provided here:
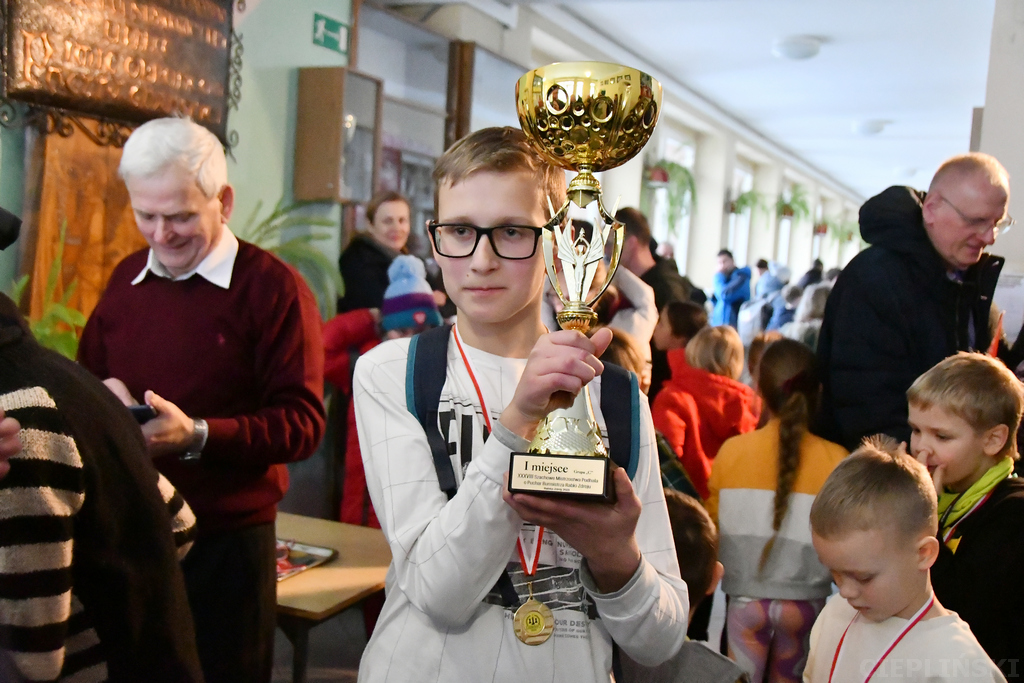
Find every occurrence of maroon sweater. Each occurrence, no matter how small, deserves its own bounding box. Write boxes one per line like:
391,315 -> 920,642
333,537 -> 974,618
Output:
79,242 -> 326,535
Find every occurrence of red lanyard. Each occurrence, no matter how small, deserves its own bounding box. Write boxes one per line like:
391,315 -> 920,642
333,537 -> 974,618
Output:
828,594 -> 934,683
452,325 -> 544,576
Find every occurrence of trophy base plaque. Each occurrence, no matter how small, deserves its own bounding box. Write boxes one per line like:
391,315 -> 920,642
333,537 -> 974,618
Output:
508,452 -> 616,503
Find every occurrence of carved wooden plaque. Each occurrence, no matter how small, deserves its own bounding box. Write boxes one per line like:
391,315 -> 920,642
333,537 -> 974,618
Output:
3,0 -> 233,140
27,118 -> 148,322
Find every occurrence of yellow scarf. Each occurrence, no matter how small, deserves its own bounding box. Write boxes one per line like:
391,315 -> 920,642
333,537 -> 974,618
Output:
936,457 -> 1013,552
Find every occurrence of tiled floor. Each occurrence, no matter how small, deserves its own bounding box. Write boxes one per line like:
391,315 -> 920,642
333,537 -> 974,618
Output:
271,607 -> 365,683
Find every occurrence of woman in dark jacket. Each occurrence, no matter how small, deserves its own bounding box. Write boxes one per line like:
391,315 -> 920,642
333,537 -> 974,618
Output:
337,191 -> 412,312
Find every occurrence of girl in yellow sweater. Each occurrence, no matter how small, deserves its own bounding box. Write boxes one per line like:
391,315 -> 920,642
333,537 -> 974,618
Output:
707,339 -> 846,683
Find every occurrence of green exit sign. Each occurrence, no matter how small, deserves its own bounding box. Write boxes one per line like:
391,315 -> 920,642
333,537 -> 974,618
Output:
313,12 -> 348,55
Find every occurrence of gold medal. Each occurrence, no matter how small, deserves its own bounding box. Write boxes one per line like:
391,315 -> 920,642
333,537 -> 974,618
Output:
513,583 -> 554,645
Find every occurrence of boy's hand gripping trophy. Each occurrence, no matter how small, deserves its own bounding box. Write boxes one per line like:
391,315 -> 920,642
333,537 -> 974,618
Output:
507,62 -> 662,502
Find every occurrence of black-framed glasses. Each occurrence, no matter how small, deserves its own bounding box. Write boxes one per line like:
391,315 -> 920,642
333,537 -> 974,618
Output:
427,221 -> 544,260
938,195 -> 1014,235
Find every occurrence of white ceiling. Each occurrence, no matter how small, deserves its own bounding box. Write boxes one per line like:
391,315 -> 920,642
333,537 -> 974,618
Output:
528,0 -> 996,201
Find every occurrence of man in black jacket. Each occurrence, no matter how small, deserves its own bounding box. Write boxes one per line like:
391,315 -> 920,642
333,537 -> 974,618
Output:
817,153 -> 1023,451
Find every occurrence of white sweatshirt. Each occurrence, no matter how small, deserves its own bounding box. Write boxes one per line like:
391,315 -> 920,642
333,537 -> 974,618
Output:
804,595 -> 1005,682
353,331 -> 688,683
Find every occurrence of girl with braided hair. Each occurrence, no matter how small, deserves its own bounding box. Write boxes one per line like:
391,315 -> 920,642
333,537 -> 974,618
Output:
706,339 -> 847,683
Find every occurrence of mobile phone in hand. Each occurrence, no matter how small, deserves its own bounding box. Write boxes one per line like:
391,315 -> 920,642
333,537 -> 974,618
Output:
128,405 -> 158,424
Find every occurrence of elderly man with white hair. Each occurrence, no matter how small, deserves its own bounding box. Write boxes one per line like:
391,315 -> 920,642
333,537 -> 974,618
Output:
79,117 -> 326,683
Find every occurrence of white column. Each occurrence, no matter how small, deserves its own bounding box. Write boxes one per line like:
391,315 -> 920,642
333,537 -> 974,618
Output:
980,0 -> 1024,276
748,164 -> 781,268
820,196 -> 844,270
601,155 -> 644,213
788,181 -> 818,277
688,130 -> 735,291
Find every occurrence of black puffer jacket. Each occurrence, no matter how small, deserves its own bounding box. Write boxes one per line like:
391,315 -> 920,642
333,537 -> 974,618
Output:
816,186 -> 1021,451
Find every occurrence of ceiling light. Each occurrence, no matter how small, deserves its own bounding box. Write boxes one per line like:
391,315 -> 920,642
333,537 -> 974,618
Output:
853,119 -> 890,136
771,36 -> 823,61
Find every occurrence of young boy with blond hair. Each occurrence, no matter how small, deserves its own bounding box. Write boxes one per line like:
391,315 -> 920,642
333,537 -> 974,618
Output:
907,352 -> 1024,676
352,127 -> 688,682
804,440 -> 1003,682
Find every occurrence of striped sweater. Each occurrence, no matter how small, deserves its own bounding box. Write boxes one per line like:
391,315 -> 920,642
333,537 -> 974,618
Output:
707,419 -> 846,601
0,295 -> 203,683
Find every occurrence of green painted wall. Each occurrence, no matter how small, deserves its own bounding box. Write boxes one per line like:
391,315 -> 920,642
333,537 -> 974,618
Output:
0,124 -> 26,294
228,0 -> 353,268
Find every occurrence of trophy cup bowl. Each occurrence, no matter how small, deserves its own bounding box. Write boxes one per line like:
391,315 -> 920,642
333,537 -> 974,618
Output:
507,62 -> 662,502
516,62 -> 661,211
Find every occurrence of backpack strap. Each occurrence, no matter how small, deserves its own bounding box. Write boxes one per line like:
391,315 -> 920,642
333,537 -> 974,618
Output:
406,324 -> 521,608
406,324 -> 457,499
600,363 -> 640,479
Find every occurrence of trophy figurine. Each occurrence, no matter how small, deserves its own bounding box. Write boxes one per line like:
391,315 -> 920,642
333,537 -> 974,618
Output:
507,62 -> 662,502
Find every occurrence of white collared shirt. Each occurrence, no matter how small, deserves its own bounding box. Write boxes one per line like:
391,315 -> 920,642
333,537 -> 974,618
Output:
131,229 -> 240,289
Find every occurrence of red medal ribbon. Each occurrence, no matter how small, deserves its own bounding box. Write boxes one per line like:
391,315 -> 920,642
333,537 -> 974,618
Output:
453,325 -> 545,577
829,594 -> 934,683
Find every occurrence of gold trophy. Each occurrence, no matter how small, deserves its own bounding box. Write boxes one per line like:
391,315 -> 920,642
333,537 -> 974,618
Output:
507,62 -> 662,502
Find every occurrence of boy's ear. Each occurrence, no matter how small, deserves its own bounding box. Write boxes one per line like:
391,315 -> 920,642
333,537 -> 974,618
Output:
981,424 -> 1010,458
916,533 -> 940,571
708,561 -> 724,597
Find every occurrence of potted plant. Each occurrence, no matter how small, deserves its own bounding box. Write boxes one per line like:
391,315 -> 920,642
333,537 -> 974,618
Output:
6,223 -> 87,359
236,198 -> 345,319
644,160 -> 697,238
776,183 -> 811,221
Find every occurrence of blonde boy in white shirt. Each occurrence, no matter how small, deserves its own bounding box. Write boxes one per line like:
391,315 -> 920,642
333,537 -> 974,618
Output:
804,439 -> 1003,682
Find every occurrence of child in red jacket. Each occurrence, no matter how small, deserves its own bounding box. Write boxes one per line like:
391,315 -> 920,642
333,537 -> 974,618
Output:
651,301 -> 710,497
653,323 -> 760,498
324,255 -> 443,527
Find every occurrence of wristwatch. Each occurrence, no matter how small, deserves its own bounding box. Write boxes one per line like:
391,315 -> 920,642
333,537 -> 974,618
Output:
180,418 -> 208,462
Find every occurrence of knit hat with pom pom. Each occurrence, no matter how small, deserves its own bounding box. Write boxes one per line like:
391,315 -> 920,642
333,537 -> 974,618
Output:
381,255 -> 443,331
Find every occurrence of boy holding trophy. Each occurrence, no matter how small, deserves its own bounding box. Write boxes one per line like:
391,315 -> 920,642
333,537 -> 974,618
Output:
353,64 -> 688,683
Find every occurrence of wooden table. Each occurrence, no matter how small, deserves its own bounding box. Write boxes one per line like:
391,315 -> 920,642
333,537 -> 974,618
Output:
276,513 -> 391,683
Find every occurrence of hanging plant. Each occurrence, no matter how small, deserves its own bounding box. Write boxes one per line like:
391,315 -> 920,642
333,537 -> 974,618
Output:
644,160 -> 697,238
812,221 -> 829,235
831,220 -> 859,243
729,189 -> 763,215
236,198 -> 345,320
776,183 -> 811,221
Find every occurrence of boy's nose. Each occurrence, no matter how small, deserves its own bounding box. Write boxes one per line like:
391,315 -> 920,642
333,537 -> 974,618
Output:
470,234 -> 500,270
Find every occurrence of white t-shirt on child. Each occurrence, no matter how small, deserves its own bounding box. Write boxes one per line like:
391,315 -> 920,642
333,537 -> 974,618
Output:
803,594 -> 1005,682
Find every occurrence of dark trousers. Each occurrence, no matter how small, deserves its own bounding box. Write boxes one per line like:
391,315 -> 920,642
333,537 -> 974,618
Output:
182,523 -> 277,683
